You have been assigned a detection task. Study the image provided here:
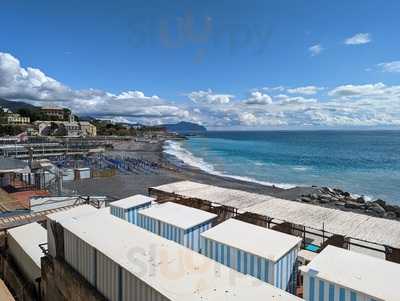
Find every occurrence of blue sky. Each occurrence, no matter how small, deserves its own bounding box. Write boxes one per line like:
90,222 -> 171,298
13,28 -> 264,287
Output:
1,0 -> 400,129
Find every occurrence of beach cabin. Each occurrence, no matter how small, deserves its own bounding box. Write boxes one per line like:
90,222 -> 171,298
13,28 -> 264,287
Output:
300,245 -> 400,301
55,209 -> 304,301
46,205 -> 98,258
7,222 -> 47,291
137,202 -> 217,252
110,194 -> 154,224
200,218 -> 302,293
74,167 -> 91,180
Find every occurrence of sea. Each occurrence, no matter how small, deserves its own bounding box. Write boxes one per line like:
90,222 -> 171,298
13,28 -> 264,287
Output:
163,131 -> 400,204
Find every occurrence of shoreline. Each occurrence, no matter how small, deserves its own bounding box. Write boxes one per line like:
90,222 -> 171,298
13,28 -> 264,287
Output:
65,138 -> 400,221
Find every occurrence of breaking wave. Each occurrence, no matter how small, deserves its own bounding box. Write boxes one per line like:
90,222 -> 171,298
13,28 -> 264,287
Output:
163,140 -> 296,189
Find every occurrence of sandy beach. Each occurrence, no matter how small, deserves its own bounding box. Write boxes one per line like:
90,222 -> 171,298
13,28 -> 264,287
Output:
62,138 -> 400,221
64,139 -> 314,201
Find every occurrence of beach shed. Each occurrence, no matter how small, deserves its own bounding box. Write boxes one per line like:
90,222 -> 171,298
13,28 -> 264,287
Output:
46,205 -> 98,258
200,218 -> 302,293
74,167 -> 91,180
58,209 -> 304,301
110,194 -> 154,224
137,202 -> 217,252
6,222 -> 47,290
300,245 -> 400,301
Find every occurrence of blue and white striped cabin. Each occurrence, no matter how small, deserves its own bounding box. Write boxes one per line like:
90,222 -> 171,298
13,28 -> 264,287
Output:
300,246 -> 399,301
110,195 -> 154,225
200,218 -> 301,293
137,202 -> 217,252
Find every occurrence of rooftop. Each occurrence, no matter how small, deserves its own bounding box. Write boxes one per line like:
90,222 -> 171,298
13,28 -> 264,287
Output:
151,181 -> 267,209
152,181 -> 400,248
300,246 -> 400,301
60,210 -> 303,301
0,158 -> 29,173
41,106 -> 64,110
201,219 -> 301,262
46,204 -> 98,222
110,194 -> 155,209
138,202 -> 217,230
7,222 -> 47,268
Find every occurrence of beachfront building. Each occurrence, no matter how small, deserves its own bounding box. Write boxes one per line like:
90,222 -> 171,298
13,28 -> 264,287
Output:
300,245 -> 400,301
6,222 -> 47,292
137,202 -> 217,252
200,218 -> 302,293
0,113 -> 30,124
41,106 -> 67,120
110,194 -> 154,224
47,206 -> 304,301
79,121 -> 97,137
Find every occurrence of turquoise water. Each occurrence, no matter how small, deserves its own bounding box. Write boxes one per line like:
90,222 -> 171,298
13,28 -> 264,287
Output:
164,131 -> 400,204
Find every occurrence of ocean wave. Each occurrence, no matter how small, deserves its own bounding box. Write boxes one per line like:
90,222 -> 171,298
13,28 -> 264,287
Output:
163,140 -> 296,189
292,166 -> 309,171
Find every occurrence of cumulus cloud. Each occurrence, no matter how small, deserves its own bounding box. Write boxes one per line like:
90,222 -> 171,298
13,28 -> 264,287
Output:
377,61 -> 400,73
0,52 -> 191,124
2,52 -> 400,129
243,91 -> 272,105
186,89 -> 234,105
287,86 -> 323,95
309,44 -> 323,56
345,33 -> 371,45
328,83 -> 388,97
261,86 -> 285,92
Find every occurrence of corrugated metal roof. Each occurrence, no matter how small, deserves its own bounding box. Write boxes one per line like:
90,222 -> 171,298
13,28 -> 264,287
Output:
139,202 -> 217,230
152,181 -> 400,248
7,222 -> 47,267
110,195 -> 155,210
300,246 -> 400,301
201,219 -> 301,262
60,210 -> 303,301
152,181 -> 266,209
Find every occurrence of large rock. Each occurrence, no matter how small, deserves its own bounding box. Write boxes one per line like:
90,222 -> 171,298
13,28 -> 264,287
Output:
301,196 -> 312,203
356,196 -> 366,204
345,201 -> 365,210
385,205 -> 400,217
369,203 -> 386,215
335,201 -> 346,207
373,199 -> 386,208
385,211 -> 397,219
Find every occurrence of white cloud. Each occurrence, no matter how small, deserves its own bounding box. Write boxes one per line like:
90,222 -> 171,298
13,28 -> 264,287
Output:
0,52 -> 191,124
345,33 -> 371,45
261,86 -> 285,92
377,61 -> 400,73
328,83 -> 388,97
309,44 -> 323,56
2,52 -> 400,129
287,86 -> 323,95
243,91 -> 272,105
186,89 -> 234,105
